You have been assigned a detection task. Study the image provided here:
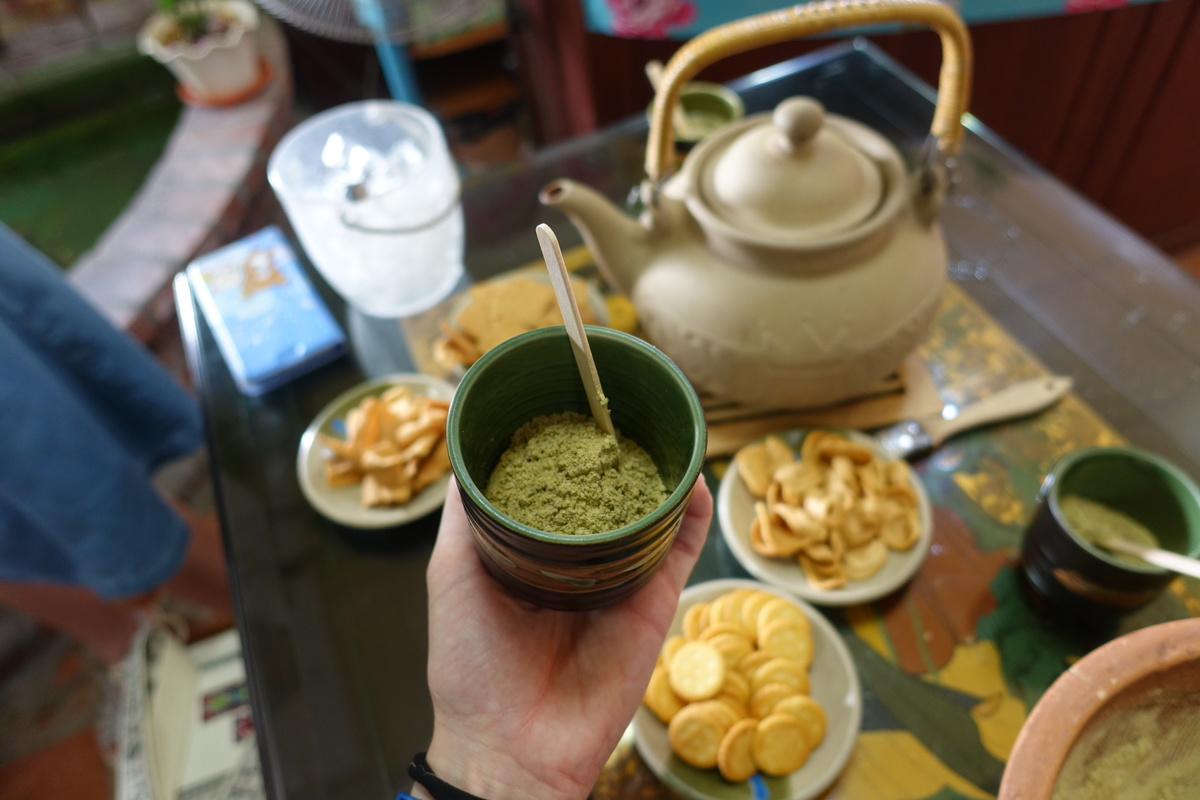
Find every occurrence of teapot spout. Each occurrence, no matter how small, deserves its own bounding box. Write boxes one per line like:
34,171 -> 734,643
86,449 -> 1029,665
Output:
540,179 -> 649,296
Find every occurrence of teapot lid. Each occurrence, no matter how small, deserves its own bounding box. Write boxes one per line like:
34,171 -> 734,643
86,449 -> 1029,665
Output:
700,97 -> 883,241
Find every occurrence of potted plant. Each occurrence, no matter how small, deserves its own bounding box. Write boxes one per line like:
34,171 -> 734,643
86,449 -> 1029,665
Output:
137,0 -> 263,105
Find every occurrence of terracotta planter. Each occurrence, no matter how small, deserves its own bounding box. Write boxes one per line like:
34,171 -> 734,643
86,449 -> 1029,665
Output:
998,618 -> 1200,799
137,0 -> 262,105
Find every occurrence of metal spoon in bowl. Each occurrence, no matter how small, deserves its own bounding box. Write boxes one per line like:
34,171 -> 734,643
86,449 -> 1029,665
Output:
536,223 -> 615,436
1098,538 -> 1200,580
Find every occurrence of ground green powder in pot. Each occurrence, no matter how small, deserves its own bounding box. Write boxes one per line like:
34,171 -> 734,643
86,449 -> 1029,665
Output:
484,412 -> 667,535
1059,494 -> 1159,565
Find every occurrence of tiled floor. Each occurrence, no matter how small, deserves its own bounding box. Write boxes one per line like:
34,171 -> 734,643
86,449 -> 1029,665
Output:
0,728 -> 113,800
0,618 -> 112,800
0,442 -> 227,800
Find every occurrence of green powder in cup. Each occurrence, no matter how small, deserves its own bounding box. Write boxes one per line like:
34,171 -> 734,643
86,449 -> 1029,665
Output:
1059,494 -> 1159,565
485,412 -> 667,535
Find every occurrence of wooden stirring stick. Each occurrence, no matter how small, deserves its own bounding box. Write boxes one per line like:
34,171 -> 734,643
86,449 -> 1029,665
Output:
1100,538 -> 1200,580
536,223 -> 615,437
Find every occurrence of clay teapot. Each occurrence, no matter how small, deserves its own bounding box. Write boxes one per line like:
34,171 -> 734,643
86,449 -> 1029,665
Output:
541,0 -> 972,408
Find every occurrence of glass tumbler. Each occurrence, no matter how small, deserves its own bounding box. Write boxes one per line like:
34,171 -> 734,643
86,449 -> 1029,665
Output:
268,101 -> 464,318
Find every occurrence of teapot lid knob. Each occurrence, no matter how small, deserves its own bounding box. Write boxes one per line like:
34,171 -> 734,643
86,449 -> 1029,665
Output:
773,98 -> 825,155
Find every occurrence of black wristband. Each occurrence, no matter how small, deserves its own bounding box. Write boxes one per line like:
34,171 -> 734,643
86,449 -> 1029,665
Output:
408,752 -> 489,800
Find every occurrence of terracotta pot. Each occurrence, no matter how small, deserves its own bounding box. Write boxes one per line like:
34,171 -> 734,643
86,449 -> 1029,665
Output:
137,0 -> 261,104
998,618 -> 1200,799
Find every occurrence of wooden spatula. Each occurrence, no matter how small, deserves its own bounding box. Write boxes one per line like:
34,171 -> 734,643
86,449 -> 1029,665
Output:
536,223 -> 615,436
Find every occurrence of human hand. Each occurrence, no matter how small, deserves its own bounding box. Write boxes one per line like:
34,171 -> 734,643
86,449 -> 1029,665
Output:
420,476 -> 713,800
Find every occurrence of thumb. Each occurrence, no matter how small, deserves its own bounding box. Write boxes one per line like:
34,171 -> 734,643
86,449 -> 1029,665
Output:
655,475 -> 713,598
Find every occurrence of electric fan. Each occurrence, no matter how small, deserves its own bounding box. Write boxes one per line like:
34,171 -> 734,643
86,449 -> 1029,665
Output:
253,0 -> 502,101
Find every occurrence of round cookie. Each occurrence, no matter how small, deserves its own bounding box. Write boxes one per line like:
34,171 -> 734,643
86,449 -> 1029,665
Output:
758,617 -> 814,669
752,713 -> 813,776
751,657 -> 811,695
750,681 -> 799,719
669,641 -> 727,702
643,666 -> 684,724
669,702 -> 729,769
717,718 -> 759,782
774,694 -> 827,747
683,602 -> 710,641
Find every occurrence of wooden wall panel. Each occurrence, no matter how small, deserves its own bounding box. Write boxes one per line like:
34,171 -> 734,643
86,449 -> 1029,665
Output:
1048,4 -> 1153,190
1064,0 -> 1194,204
966,14 -> 1105,167
507,0 -> 598,141
1098,1 -> 1200,248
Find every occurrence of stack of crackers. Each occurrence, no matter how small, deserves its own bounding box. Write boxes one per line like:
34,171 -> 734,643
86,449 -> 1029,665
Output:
320,385 -> 451,507
643,587 -> 827,782
433,276 -> 599,369
735,431 -> 922,590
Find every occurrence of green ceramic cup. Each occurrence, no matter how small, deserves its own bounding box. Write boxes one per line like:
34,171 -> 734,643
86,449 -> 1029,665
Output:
646,81 -> 745,148
1022,446 -> 1200,616
446,326 -> 707,610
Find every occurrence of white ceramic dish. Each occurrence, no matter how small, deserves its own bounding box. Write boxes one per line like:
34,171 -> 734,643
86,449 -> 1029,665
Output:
716,428 -> 932,606
297,373 -> 456,529
633,578 -> 862,800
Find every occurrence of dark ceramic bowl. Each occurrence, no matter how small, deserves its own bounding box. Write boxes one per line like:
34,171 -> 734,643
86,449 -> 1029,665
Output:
446,326 -> 707,611
1021,446 -> 1200,617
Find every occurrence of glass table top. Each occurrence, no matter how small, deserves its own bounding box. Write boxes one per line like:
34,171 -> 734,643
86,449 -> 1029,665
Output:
176,40 -> 1200,800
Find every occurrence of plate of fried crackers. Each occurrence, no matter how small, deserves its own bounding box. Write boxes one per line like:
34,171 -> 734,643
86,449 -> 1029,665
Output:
297,373 -> 456,528
431,273 -> 609,371
716,429 -> 932,606
634,579 -> 861,800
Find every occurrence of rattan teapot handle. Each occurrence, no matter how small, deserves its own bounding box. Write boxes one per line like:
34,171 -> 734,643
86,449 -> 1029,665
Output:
644,0 -> 972,184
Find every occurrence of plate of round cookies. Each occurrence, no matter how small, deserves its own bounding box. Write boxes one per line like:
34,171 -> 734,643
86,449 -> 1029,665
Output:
633,579 -> 861,800
717,429 -> 932,607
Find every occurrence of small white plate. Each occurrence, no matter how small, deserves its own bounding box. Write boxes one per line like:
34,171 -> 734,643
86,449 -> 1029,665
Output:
297,373 -> 456,529
716,429 -> 933,606
633,579 -> 862,800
